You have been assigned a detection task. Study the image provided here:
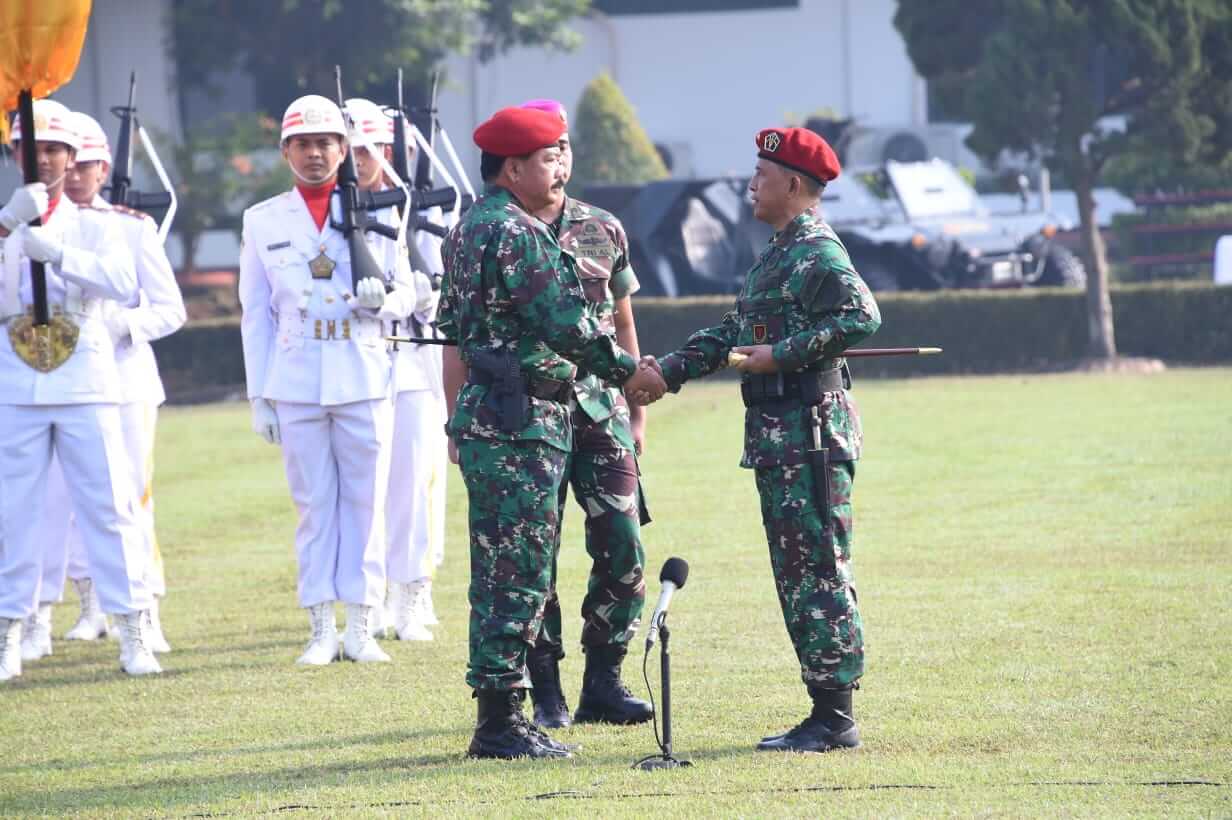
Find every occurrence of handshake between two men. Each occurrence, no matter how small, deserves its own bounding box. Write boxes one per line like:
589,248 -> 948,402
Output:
624,344 -> 778,406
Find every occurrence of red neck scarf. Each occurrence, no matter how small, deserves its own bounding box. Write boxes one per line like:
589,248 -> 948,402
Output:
296,182 -> 335,231
42,194 -> 61,224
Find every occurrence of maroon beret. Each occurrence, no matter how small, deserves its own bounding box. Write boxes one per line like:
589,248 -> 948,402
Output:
473,107 -> 566,157
755,127 -> 841,183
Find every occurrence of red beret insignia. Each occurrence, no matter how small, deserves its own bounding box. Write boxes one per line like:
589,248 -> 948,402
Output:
755,127 -> 841,183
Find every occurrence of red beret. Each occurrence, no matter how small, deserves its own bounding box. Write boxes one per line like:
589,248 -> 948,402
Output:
755,127 -> 841,183
473,107 -> 566,157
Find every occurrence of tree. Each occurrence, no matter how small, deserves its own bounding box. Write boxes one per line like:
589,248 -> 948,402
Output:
143,114 -> 292,275
895,0 -> 1232,360
173,0 -> 590,115
570,72 -> 668,186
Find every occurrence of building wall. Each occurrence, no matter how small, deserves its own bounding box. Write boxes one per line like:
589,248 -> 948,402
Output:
437,0 -> 922,181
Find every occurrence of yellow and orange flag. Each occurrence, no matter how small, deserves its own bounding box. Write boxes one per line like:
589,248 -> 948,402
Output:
0,0 -> 92,141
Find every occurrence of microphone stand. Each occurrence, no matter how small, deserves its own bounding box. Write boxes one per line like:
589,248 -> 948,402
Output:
634,612 -> 692,770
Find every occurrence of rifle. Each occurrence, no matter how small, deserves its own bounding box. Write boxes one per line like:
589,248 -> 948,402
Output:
413,71 -> 439,192
368,67 -> 471,239
331,66 -> 394,294
105,72 -> 178,240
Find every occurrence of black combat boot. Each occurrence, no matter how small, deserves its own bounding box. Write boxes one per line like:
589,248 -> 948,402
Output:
527,645 -> 572,728
467,689 -> 572,760
572,643 -> 654,725
756,686 -> 861,753
515,689 -> 579,754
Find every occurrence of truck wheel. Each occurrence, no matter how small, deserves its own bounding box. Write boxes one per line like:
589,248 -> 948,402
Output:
1023,236 -> 1086,287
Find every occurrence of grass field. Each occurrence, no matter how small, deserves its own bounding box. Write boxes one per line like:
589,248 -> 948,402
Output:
2,368 -> 1230,818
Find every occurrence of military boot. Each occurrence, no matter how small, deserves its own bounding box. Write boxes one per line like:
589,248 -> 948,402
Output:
573,643 -> 653,725
756,686 -> 861,753
466,689 -> 572,760
527,645 -> 571,728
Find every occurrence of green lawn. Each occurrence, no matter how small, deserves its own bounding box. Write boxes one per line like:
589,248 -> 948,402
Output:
3,369 -> 1230,818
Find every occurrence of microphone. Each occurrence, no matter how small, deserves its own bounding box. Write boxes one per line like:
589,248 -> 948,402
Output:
645,557 -> 689,650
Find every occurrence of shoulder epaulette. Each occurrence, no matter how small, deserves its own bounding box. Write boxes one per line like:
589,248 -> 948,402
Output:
110,203 -> 154,222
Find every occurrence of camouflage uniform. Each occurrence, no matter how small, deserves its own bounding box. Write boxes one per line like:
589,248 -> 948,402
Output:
658,206 -> 880,689
437,185 -> 637,692
536,198 -> 647,661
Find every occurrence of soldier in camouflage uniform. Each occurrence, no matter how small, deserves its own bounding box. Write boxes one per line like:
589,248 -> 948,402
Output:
517,100 -> 653,730
643,127 -> 881,753
436,107 -> 666,760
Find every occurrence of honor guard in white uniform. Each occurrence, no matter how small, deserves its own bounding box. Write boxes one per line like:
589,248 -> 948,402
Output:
0,99 -> 160,681
239,95 -> 428,666
29,112 -> 186,658
345,97 -> 444,642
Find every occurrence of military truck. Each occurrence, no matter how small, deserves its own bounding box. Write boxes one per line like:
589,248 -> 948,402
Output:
824,159 -> 1086,291
582,158 -> 1085,297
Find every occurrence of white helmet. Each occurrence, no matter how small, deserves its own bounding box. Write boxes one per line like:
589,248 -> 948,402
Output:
69,112 -> 112,164
9,98 -> 81,151
280,95 -> 346,142
344,97 -> 394,146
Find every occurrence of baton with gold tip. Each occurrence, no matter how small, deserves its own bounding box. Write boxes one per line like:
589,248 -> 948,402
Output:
727,347 -> 942,366
385,335 -> 457,346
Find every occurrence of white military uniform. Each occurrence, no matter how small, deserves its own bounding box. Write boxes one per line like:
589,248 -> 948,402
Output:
238,187 -> 429,611
40,197 -> 185,604
0,197 -> 150,621
385,209 -> 449,590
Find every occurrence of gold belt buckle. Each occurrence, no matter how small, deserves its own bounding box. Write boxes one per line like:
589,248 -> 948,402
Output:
8,312 -> 80,373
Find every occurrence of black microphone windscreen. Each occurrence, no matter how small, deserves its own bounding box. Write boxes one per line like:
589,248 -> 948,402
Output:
660,557 -> 689,589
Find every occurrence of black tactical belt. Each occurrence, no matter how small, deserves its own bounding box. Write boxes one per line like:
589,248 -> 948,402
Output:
741,366 -> 847,408
468,368 -> 575,403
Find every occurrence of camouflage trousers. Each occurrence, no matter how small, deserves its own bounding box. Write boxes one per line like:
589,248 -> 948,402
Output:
754,459 -> 863,689
536,414 -> 647,659
457,437 -> 568,691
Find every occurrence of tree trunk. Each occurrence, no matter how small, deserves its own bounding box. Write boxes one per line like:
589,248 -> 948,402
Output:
181,232 -> 199,281
1075,172 -> 1116,359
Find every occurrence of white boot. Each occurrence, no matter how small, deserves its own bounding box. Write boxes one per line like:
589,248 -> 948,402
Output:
369,586 -> 391,640
21,604 -> 53,661
343,604 -> 391,662
65,578 -> 111,641
145,598 -> 171,654
0,618 -> 22,682
415,578 -> 439,627
296,602 -> 339,666
393,581 -> 433,641
115,612 -> 162,676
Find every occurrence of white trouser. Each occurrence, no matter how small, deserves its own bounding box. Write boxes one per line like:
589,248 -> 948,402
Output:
0,403 -> 151,618
386,389 -> 447,583
427,390 -> 448,568
39,401 -> 163,602
276,398 -> 393,608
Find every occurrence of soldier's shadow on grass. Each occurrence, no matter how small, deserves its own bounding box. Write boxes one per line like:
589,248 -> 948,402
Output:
2,748 -> 468,815
0,727 -> 460,777
5,656 -> 282,691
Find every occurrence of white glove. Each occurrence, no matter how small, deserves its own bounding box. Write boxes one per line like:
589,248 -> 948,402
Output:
23,225 -> 64,265
250,398 -> 281,445
356,277 -> 386,309
0,183 -> 48,232
104,310 -> 131,347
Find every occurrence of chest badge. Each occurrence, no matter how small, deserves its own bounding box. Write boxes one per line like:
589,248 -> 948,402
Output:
309,251 -> 336,280
752,323 -> 768,344
8,313 -> 80,373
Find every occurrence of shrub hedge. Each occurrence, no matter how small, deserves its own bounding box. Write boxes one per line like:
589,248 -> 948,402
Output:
154,283 -> 1232,399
